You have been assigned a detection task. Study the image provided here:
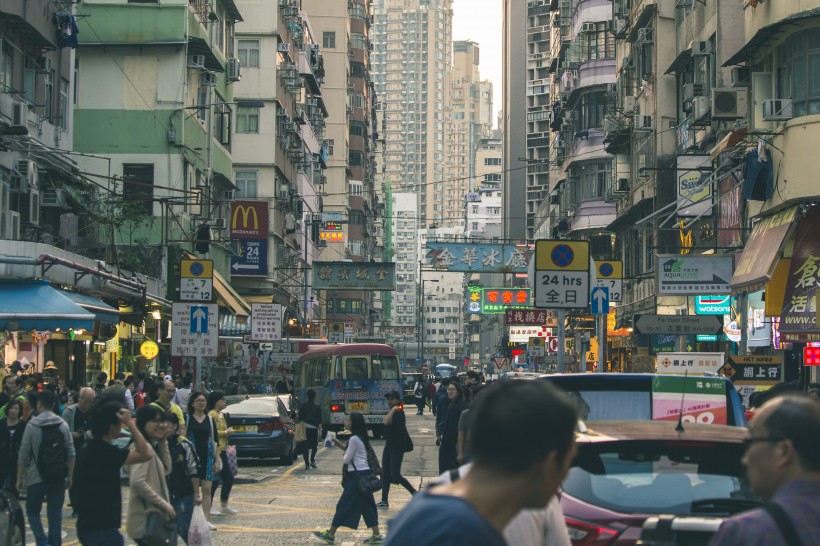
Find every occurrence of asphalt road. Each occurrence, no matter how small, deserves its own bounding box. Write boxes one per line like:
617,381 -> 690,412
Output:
39,409 -> 440,546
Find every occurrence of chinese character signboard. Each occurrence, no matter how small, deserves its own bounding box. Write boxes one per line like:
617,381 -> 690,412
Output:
508,326 -> 552,343
250,303 -> 282,341
652,375 -> 727,425
655,352 -> 724,375
230,201 -> 268,239
722,355 -> 783,382
465,286 -> 531,314
779,209 -> 820,341
426,243 -> 531,273
657,255 -> 733,295
505,308 -> 555,326
171,303 -> 218,357
319,231 -> 345,242
312,262 -> 396,291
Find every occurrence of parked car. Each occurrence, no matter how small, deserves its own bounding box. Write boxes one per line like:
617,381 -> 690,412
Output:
0,489 -> 25,546
540,373 -> 747,427
560,421 -> 759,545
222,395 -> 297,464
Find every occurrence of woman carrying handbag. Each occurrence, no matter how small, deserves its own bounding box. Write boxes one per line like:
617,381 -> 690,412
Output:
207,391 -> 237,516
127,405 -> 176,546
186,392 -> 219,531
313,412 -> 384,544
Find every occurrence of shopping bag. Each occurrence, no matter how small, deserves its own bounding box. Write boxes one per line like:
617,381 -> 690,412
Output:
294,421 -> 307,443
323,430 -> 337,448
225,445 -> 239,477
188,505 -> 212,546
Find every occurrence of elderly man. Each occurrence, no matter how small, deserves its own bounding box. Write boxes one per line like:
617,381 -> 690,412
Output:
150,379 -> 186,435
709,394 -> 820,546
63,387 -> 95,516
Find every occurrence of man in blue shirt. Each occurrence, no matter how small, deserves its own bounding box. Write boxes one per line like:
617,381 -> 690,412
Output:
385,380 -> 578,545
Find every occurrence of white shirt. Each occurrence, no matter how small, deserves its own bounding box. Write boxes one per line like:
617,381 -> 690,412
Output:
124,387 -> 135,412
342,435 -> 370,471
434,464 -> 571,546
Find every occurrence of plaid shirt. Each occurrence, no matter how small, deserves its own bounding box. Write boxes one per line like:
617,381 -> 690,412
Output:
709,480 -> 820,546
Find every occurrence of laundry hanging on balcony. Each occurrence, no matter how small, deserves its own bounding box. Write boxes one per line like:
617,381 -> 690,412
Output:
743,141 -> 774,202
53,10 -> 79,49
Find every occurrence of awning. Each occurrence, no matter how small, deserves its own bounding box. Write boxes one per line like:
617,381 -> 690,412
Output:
710,128 -> 748,161
61,291 -> 120,325
213,270 -> 251,320
0,280 -> 95,331
219,313 -> 251,337
723,7 -> 820,66
730,206 -> 799,292
665,47 -> 692,75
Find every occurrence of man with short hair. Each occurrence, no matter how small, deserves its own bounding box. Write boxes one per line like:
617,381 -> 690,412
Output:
75,401 -> 153,546
176,376 -> 193,412
709,394 -> 820,546
17,390 -> 75,546
63,387 -> 95,515
385,380 -> 578,545
0,375 -> 26,419
151,379 -> 186,435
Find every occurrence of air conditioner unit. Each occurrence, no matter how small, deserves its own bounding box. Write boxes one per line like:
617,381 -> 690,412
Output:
683,82 -> 704,101
581,22 -> 596,32
188,55 -> 206,69
633,114 -> 652,130
11,102 -> 28,127
7,211 -> 20,240
227,58 -> 240,81
623,96 -> 637,113
201,72 -> 218,87
711,88 -> 748,119
213,218 -> 227,229
41,189 -> 66,208
277,43 -> 290,53
347,106 -> 354,114
693,95 -> 710,119
276,189 -> 290,201
316,239 -> 327,248
762,99 -> 794,121
26,188 -> 40,226
17,160 -> 38,189
637,28 -> 653,43
692,41 -> 712,56
307,97 -> 319,106
615,178 -> 630,192
731,67 -> 751,88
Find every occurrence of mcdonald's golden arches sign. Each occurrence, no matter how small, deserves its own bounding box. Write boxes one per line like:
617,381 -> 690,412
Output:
230,200 -> 268,239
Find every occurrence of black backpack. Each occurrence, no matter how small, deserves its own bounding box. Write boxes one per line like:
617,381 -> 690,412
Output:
37,424 -> 68,483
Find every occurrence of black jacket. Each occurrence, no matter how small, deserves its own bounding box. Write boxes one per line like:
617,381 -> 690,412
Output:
298,400 -> 322,428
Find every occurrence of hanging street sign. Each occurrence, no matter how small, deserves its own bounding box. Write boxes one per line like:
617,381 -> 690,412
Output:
250,303 -> 282,341
231,239 -> 268,277
466,286 -> 532,314
656,255 -> 733,295
426,242 -> 531,273
505,308 -> 556,326
533,240 -> 590,308
171,303 -> 218,357
591,287 -> 609,315
313,262 -> 396,290
695,295 -> 733,315
634,314 -> 722,335
594,260 -> 623,302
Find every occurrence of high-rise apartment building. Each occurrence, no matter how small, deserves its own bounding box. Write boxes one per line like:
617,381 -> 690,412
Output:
372,0 -> 453,227
391,193 -> 418,332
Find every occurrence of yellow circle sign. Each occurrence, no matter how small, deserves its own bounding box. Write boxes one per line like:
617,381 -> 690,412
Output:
140,340 -> 159,359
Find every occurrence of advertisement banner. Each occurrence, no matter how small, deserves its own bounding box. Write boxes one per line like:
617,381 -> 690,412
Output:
778,208 -> 820,340
466,286 -> 531,314
505,308 -> 555,326
655,352 -> 724,375
652,375 -> 728,425
717,169 -> 743,248
656,255 -> 733,295
676,155 -> 712,217
230,201 -> 269,240
426,243 -> 531,273
312,262 -> 396,291
328,379 -> 402,421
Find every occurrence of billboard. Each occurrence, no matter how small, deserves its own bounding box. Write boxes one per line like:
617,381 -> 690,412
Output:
312,262 -> 396,291
466,286 -> 531,314
426,243 -> 531,273
230,200 -> 268,239
676,155 -> 712,217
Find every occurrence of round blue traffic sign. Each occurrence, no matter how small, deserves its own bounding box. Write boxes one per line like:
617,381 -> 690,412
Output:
551,244 -> 575,267
189,262 -> 204,276
599,263 -> 614,277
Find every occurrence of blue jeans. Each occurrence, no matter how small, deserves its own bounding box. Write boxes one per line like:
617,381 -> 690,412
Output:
173,495 -> 194,544
26,480 -> 66,546
78,528 -> 125,546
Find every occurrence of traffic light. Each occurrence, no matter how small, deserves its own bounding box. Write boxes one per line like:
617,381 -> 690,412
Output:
194,224 -> 211,254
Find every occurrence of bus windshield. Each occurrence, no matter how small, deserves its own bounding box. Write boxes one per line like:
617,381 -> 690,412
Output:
436,364 -> 455,378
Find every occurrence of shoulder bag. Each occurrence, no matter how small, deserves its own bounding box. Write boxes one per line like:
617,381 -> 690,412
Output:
351,460 -> 382,494
144,511 -> 178,546
764,502 -> 803,546
402,425 -> 414,453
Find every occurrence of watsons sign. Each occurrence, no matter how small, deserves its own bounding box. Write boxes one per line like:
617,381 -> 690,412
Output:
695,295 -> 733,315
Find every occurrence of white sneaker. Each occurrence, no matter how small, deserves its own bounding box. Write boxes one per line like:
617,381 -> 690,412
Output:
210,506 -> 222,516
208,521 -> 218,531
221,504 -> 238,514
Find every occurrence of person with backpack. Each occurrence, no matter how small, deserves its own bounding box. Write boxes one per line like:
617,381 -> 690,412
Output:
16,390 -> 75,546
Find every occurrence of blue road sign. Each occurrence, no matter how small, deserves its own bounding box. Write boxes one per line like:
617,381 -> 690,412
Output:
551,244 -> 575,267
190,305 -> 209,333
591,287 -> 609,315
231,239 -> 268,277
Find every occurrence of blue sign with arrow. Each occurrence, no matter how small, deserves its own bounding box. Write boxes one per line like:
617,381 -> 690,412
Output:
190,305 -> 209,334
231,239 -> 268,277
591,287 -> 609,315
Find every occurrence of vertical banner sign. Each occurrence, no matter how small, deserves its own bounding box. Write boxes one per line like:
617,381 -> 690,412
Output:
676,155 -> 712,217
230,200 -> 269,277
652,375 -> 727,425
779,209 -> 820,342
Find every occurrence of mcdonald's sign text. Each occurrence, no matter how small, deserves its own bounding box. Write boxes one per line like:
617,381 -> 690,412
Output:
230,201 -> 268,240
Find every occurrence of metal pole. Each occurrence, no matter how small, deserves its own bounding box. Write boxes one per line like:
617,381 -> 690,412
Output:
557,309 -> 566,372
738,292 -> 748,355
420,278 -> 425,370
195,345 -> 201,394
598,314 -> 606,373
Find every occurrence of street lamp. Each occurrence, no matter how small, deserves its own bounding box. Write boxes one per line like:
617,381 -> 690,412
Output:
419,277 -> 439,370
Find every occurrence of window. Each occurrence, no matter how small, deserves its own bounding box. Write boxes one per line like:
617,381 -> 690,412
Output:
0,41 -> 12,91
349,120 -> 366,137
583,23 -> 616,61
238,39 -> 260,68
58,79 -> 68,130
43,66 -> 53,121
349,150 -> 364,167
351,33 -> 368,52
323,32 -> 336,49
197,85 -> 208,123
236,106 -> 259,133
777,29 -> 820,116
235,171 -> 257,198
324,139 -> 334,156
349,2 -> 366,19
484,157 -> 501,166
122,164 -> 154,215
214,96 -> 231,147
345,357 -> 368,380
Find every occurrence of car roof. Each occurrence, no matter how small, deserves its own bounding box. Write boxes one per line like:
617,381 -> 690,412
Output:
577,421 -> 748,444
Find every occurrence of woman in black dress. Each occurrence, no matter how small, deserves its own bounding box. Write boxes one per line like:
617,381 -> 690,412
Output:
0,399 -> 26,496
186,391 -> 218,530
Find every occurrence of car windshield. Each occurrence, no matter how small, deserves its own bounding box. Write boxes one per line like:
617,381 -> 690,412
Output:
224,398 -> 279,415
563,440 -> 757,515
